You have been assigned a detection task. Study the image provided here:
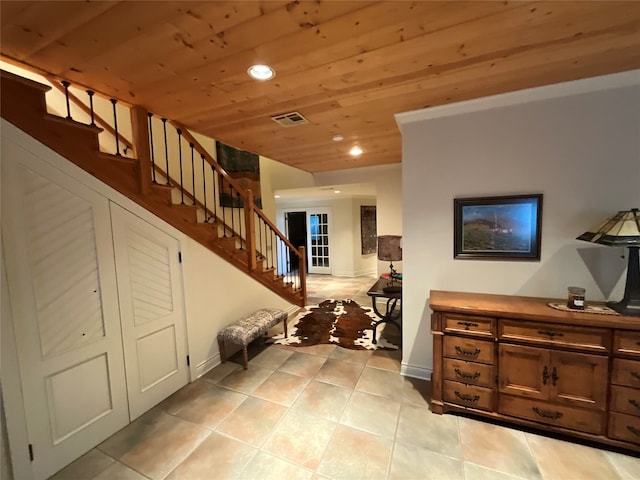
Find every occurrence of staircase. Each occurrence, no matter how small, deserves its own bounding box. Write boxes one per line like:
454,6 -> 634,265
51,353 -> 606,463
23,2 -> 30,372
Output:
1,69 -> 306,306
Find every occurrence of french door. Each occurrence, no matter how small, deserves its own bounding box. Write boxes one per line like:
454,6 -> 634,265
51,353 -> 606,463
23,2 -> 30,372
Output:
307,209 -> 332,274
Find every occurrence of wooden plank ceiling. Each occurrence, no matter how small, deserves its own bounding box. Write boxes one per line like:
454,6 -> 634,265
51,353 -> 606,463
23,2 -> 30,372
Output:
2,1 -> 640,173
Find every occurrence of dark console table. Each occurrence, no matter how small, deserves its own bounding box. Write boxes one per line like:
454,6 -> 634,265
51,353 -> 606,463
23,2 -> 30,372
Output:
367,276 -> 402,344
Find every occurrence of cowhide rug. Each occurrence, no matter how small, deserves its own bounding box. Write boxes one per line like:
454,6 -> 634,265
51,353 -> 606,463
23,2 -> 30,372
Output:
268,299 -> 398,350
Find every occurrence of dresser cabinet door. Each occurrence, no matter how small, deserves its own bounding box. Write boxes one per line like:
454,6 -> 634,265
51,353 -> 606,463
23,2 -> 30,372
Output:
550,351 -> 608,410
499,344 -> 549,400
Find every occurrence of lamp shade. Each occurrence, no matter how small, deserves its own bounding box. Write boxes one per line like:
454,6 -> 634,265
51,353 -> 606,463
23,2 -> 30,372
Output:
576,208 -> 640,317
577,208 -> 640,246
377,235 -> 402,261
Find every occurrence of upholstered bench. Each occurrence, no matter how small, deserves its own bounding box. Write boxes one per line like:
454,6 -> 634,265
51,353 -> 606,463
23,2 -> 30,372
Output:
217,308 -> 288,369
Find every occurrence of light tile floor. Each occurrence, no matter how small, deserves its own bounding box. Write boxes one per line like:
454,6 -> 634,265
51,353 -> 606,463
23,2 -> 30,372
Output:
50,274 -> 640,480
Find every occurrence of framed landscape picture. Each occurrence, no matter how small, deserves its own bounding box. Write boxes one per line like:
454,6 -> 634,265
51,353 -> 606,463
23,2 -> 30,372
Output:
454,194 -> 543,260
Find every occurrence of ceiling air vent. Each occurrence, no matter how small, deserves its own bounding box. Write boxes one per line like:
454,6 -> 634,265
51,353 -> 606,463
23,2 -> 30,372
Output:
271,111 -> 309,127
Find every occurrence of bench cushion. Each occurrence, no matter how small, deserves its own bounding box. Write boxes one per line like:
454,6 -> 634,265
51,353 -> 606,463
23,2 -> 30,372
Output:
217,308 -> 287,347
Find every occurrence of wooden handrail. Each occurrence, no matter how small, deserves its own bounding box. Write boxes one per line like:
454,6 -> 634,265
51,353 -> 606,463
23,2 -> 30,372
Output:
170,121 -> 250,206
173,122 -> 304,255
44,74 -> 134,152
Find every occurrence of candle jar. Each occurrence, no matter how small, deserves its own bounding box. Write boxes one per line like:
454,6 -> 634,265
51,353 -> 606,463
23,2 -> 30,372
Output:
567,286 -> 586,310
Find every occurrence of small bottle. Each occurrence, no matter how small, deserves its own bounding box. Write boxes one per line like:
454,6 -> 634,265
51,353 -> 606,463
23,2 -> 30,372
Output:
567,287 -> 586,310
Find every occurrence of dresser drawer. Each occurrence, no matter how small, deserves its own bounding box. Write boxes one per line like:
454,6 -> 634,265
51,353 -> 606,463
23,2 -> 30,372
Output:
443,358 -> 494,388
609,385 -> 640,417
443,313 -> 495,338
499,395 -> 604,435
443,336 -> 494,364
608,412 -> 640,445
611,358 -> 640,388
499,320 -> 610,353
443,380 -> 494,411
614,330 -> 640,358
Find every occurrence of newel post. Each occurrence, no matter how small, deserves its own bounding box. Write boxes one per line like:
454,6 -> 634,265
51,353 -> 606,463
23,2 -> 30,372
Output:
244,189 -> 257,271
130,105 -> 152,194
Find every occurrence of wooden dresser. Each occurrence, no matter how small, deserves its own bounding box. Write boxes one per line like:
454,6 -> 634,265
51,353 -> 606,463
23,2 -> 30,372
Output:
430,290 -> 640,453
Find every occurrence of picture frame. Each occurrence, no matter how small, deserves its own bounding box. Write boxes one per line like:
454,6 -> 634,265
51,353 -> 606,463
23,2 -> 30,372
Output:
454,194 -> 543,260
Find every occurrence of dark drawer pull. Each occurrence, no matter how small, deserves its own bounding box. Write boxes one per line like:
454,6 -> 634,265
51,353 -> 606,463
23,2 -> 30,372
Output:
532,407 -> 563,420
542,366 -> 549,385
457,321 -> 479,330
455,345 -> 481,358
454,368 -> 481,381
454,391 -> 480,403
628,425 -> 640,438
537,330 -> 564,338
629,399 -> 640,411
632,371 -> 640,381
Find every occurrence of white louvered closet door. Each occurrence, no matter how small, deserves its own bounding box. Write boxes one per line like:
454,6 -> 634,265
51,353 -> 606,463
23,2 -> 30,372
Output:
2,149 -> 129,480
110,203 -> 189,420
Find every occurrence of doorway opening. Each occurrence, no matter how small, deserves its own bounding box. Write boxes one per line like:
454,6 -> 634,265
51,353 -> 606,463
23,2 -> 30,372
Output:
285,211 -> 307,271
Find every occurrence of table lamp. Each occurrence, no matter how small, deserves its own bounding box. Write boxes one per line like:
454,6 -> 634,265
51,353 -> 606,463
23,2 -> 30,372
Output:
577,208 -> 640,316
378,235 -> 402,293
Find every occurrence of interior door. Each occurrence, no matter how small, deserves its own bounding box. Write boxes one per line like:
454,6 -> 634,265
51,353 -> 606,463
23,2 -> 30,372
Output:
110,203 -> 190,420
2,152 -> 129,479
307,209 -> 331,274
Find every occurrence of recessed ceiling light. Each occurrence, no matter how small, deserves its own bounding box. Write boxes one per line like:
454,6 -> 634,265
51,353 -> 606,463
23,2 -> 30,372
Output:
247,64 -> 275,80
274,194 -> 281,198
349,146 -> 363,156
332,135 -> 344,142
334,190 -> 341,194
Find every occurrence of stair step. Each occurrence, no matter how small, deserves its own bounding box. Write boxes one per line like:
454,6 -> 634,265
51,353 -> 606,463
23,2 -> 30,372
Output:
98,152 -> 138,165
46,113 -> 103,134
170,204 -> 198,223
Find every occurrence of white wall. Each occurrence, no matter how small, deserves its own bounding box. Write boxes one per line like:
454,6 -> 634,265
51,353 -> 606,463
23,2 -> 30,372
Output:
259,155 -> 315,224
314,164 -> 403,275
181,238 -> 295,374
398,72 -> 640,379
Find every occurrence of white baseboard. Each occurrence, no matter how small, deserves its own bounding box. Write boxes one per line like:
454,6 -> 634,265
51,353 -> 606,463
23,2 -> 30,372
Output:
284,304 -> 303,316
194,354 -> 221,379
401,362 -> 432,381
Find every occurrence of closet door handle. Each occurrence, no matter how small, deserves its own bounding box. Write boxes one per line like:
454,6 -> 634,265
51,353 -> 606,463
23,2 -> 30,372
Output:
551,367 -> 559,386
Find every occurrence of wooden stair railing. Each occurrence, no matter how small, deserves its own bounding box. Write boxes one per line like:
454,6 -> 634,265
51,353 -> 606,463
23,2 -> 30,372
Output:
1,68 -> 306,306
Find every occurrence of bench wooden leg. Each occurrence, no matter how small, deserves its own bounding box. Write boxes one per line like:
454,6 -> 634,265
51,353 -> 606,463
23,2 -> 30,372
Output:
218,337 -> 226,363
284,317 -> 288,338
242,345 -> 249,370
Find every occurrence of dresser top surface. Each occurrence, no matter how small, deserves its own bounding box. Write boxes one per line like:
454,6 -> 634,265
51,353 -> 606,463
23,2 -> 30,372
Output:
429,290 -> 640,330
